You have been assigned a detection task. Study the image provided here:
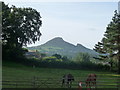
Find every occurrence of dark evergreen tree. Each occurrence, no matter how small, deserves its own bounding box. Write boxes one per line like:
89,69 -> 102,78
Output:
94,10 -> 120,74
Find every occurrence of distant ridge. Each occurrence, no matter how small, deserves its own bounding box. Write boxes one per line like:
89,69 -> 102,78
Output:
41,37 -> 76,48
27,37 -> 98,57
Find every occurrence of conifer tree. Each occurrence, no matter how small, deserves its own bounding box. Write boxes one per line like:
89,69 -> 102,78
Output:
94,10 -> 120,74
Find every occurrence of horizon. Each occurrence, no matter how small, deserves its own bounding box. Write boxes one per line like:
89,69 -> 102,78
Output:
27,36 -> 91,49
4,1 -> 118,49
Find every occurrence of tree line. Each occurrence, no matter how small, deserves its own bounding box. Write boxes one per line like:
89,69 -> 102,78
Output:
18,53 -> 110,71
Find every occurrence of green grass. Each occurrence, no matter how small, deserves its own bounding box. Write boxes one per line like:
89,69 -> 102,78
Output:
2,61 -> 120,88
40,46 -> 63,52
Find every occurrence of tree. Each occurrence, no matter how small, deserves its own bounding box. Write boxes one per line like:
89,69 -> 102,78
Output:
62,56 -> 69,62
74,52 -> 90,63
94,10 -> 120,74
52,54 -> 62,59
2,3 -> 42,47
2,2 -> 42,60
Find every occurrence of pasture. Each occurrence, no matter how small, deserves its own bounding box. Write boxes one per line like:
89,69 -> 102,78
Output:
2,61 -> 120,88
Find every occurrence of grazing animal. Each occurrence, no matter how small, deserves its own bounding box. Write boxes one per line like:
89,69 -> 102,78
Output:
86,74 -> 97,88
62,74 -> 74,88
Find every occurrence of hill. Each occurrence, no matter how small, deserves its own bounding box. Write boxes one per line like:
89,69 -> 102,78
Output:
27,37 -> 98,57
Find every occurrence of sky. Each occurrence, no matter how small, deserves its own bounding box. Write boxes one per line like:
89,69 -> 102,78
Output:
4,1 -> 119,49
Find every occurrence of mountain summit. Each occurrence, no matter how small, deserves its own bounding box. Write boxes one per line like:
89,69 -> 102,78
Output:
27,37 -> 98,57
42,37 -> 76,48
47,37 -> 64,44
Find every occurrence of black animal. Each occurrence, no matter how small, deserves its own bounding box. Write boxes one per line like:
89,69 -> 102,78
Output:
62,74 -> 74,88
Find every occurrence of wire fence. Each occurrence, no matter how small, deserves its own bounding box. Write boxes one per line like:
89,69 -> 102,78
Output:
1,76 -> 120,88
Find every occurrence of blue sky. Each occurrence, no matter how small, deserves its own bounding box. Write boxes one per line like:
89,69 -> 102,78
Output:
4,1 -> 118,49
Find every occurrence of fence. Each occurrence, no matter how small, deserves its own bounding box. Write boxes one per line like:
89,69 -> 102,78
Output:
1,76 -> 120,88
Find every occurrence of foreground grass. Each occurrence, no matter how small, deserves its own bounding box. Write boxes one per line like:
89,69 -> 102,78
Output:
2,61 -> 120,88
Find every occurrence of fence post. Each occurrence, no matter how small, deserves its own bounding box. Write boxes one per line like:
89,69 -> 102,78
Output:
32,76 -> 36,88
117,77 -> 120,89
16,82 -> 17,88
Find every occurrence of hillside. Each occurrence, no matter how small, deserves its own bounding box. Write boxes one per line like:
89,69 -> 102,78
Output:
27,37 -> 98,57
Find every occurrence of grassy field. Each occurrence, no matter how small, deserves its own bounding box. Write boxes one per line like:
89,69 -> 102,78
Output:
2,61 -> 120,88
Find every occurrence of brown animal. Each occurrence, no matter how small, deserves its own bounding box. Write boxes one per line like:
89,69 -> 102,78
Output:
86,74 -> 97,88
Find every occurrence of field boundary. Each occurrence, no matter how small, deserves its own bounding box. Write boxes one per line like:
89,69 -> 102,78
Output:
1,76 -> 120,88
